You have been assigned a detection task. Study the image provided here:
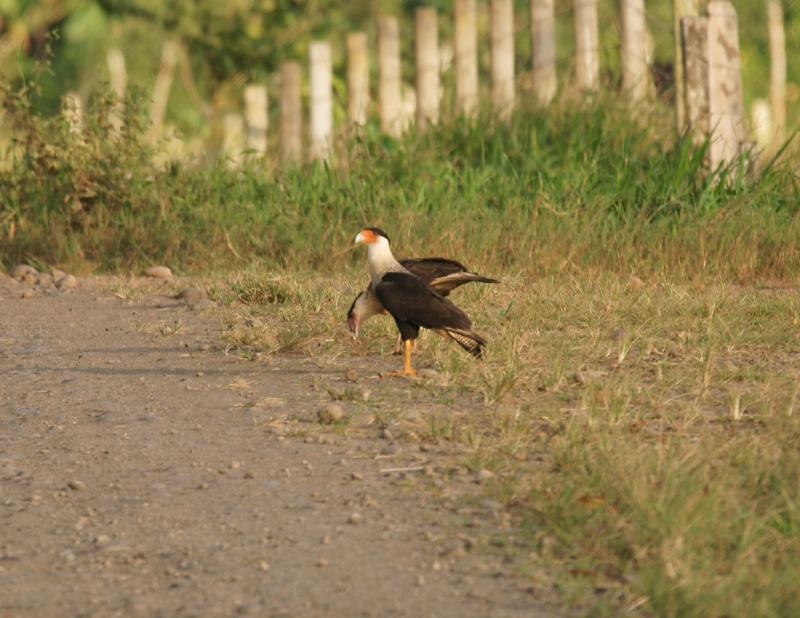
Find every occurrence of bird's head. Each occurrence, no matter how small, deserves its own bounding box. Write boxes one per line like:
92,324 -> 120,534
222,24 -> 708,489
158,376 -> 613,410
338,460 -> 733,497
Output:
346,289 -> 385,339
354,227 -> 390,247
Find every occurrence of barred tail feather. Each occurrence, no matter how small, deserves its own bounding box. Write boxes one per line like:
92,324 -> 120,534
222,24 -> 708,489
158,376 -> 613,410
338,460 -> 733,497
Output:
443,328 -> 486,358
429,272 -> 501,295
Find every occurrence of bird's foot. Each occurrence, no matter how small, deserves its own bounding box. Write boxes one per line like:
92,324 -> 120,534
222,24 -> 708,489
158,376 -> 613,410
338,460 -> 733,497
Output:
381,368 -> 417,378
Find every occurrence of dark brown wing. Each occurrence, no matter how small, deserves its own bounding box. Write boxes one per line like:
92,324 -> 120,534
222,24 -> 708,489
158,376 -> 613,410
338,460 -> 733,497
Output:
374,272 -> 472,331
400,257 -> 499,297
400,258 -> 469,283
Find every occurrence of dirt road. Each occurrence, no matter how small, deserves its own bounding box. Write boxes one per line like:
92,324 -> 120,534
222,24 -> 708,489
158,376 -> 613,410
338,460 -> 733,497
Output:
0,277 -> 554,617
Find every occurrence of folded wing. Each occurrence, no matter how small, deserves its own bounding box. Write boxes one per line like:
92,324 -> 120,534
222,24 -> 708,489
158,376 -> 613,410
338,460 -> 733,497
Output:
375,272 -> 486,357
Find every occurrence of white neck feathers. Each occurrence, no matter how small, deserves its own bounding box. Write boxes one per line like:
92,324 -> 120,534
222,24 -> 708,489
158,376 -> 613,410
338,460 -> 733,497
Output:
366,237 -> 404,283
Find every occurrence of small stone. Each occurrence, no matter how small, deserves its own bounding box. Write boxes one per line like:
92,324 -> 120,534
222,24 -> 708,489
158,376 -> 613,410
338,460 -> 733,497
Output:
67,480 -> 86,491
60,550 -> 76,563
94,534 -> 111,547
380,443 -> 401,456
317,403 -> 344,425
321,535 -> 331,545
316,558 -> 329,567
348,512 -> 363,525
258,560 -> 270,571
230,461 -> 241,470
380,428 -> 393,440
349,472 -> 363,481
418,368 -> 441,380
480,499 -> 504,512
35,273 -> 53,287
20,289 -> 34,299
51,268 -> 67,281
432,561 -> 443,572
55,274 -> 77,289
11,264 -> 37,280
145,265 -> 172,279
345,369 -> 358,382
444,544 -> 467,559
475,469 -> 495,483
176,287 -> 206,304
417,575 -> 426,586
189,298 -> 215,311
244,471 -> 254,480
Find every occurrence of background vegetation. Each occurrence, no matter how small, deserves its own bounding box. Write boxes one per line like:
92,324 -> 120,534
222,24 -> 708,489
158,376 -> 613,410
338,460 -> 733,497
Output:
1,1 -> 799,135
2,2 -> 800,616
2,82 -> 799,279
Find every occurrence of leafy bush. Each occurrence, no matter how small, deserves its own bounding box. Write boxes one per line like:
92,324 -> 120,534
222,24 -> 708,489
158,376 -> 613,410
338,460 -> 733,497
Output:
1,79 -> 799,279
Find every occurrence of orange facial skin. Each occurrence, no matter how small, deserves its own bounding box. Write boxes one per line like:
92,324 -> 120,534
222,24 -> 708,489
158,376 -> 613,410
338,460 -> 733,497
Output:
354,229 -> 379,244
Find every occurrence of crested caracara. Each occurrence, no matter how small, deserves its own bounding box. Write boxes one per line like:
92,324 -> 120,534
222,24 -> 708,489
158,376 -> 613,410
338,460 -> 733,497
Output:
347,257 -> 499,339
353,227 -> 488,376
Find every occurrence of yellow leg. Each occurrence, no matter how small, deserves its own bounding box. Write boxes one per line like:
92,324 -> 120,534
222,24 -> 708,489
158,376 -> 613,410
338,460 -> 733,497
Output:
384,339 -> 417,377
402,339 -> 417,376
392,336 -> 416,355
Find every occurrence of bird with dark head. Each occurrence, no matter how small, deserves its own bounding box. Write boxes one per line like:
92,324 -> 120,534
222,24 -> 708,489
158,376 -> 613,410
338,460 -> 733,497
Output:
353,227 -> 488,376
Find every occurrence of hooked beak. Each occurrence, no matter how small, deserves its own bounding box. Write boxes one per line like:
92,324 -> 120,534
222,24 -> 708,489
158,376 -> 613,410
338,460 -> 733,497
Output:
354,231 -> 365,245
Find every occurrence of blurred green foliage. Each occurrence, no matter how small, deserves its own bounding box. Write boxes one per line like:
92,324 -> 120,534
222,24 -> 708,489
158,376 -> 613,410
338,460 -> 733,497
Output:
1,1 -> 797,135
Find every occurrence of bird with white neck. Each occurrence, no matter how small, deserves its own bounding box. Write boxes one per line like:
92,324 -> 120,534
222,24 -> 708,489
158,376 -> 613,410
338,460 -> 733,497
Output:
352,227 -> 487,377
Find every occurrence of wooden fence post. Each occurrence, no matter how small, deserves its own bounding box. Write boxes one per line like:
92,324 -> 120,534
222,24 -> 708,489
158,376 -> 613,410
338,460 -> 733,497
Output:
222,113 -> 245,167
280,61 -> 302,163
681,16 -> 710,146
767,0 -> 786,145
530,0 -> 557,106
378,16 -> 402,137
490,0 -> 514,120
243,85 -> 268,156
674,0 -> 702,133
106,47 -> 126,137
149,39 -> 179,140
62,91 -> 84,135
454,0 -> 478,116
621,0 -> 649,101
750,98 -> 773,152
346,32 -> 370,127
416,7 -> 440,131
309,42 -> 333,161
707,0 -> 746,170
574,0 -> 599,91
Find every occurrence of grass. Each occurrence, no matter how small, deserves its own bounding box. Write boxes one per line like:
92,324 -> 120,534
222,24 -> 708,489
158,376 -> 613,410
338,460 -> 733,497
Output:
206,262 -> 800,617
3,77 -> 800,616
2,82 -> 799,281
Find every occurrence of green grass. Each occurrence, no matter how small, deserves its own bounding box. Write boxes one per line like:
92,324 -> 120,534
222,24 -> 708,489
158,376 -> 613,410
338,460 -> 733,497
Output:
4,78 -> 800,616
1,84 -> 799,280
211,265 -> 800,616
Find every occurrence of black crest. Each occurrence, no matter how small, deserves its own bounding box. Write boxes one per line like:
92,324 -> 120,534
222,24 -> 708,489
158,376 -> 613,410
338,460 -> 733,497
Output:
364,227 -> 389,242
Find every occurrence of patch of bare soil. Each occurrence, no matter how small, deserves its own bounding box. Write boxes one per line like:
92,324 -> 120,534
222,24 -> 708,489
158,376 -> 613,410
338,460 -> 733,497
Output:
0,276 -> 557,617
